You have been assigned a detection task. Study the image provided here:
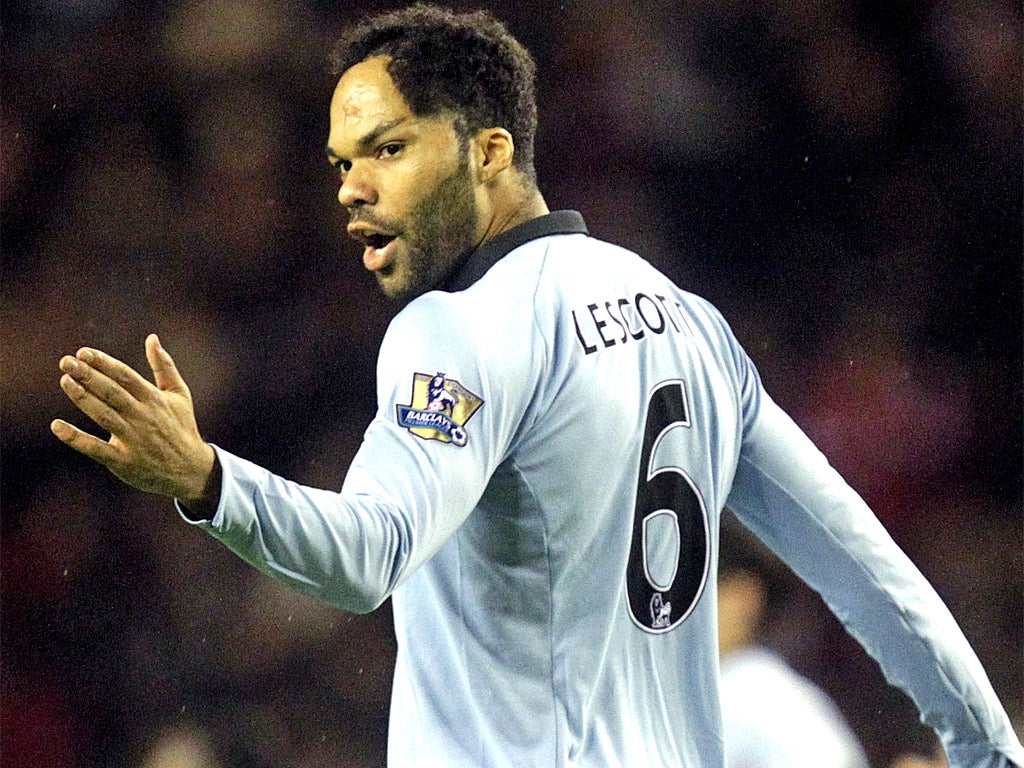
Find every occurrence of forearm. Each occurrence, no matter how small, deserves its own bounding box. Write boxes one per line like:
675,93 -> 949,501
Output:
728,397 -> 1024,764
181,446 -> 412,613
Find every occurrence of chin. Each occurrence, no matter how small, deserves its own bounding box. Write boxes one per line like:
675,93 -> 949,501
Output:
375,271 -> 414,301
375,276 -> 403,299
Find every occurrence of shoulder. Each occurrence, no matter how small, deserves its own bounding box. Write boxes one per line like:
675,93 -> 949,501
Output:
386,231 -> 594,341
374,239 -> 557,385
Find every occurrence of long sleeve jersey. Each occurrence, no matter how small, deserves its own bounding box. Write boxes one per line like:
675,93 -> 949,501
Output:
185,211 -> 1024,767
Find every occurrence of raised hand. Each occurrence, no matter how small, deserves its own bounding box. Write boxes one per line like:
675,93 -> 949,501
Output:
52,334 -> 217,507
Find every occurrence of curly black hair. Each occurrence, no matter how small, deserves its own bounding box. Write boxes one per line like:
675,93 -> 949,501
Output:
330,4 -> 538,180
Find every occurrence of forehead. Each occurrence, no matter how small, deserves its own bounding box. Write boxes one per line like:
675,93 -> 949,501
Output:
328,56 -> 412,142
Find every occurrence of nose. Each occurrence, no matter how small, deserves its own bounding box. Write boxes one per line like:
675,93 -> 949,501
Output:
337,161 -> 377,209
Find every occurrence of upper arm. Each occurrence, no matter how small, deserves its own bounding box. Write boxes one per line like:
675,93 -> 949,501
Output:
341,294 -> 540,585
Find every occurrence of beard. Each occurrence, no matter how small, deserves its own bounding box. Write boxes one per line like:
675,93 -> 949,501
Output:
376,152 -> 479,301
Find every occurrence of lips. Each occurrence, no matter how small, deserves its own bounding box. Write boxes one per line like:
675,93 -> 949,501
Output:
348,224 -> 398,272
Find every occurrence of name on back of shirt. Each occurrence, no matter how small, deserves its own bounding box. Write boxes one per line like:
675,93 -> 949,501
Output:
571,291 -> 689,355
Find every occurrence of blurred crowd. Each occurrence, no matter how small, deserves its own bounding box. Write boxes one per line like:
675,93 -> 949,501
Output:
1,1 -> 1020,766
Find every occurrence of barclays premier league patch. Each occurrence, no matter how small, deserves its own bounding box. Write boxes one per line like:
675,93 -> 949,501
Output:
396,372 -> 484,447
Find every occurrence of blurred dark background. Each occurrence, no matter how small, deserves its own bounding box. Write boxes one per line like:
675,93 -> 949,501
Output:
1,1 -> 1020,766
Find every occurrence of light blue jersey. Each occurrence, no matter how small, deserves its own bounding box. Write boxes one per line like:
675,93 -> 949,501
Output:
186,212 -> 1023,767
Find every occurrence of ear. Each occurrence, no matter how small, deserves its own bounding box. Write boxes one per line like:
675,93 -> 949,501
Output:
474,127 -> 515,182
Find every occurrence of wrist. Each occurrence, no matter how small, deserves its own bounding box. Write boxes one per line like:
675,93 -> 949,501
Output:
179,444 -> 221,519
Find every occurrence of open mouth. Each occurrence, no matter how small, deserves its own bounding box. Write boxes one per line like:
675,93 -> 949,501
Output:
361,232 -> 398,271
365,233 -> 396,250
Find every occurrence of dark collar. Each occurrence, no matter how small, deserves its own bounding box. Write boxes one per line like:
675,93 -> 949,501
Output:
442,210 -> 588,292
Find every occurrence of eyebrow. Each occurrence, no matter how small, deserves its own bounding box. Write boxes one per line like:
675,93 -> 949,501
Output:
326,117 -> 410,163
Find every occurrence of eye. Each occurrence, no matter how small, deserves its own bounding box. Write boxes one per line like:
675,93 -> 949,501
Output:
377,142 -> 403,159
332,158 -> 352,179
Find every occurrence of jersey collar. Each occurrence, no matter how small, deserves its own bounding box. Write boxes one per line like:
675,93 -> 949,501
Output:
443,210 -> 588,292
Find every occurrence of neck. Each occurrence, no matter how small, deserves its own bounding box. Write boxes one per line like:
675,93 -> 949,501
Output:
477,185 -> 550,245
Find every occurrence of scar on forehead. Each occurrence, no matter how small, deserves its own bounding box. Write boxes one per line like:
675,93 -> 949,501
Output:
335,86 -> 381,119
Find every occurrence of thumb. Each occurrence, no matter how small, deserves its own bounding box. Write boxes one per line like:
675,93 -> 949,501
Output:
145,334 -> 188,394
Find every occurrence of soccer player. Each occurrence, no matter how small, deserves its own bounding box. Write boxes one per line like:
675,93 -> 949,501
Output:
52,5 -> 1024,767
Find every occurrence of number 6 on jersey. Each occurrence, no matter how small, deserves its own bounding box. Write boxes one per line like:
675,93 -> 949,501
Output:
626,380 -> 711,634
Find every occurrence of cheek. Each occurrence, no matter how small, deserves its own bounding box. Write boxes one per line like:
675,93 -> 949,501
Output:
389,164 -> 436,219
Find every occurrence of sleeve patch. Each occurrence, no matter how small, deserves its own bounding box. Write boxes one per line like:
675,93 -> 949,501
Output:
395,372 -> 484,447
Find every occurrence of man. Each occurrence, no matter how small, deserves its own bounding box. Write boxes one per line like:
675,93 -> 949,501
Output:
717,511 -> 869,768
52,5 -> 1023,767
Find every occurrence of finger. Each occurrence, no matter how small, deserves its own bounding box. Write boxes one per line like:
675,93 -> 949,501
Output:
50,418 -> 122,468
145,334 -> 188,394
62,353 -> 141,414
75,346 -> 154,402
60,371 -> 129,435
